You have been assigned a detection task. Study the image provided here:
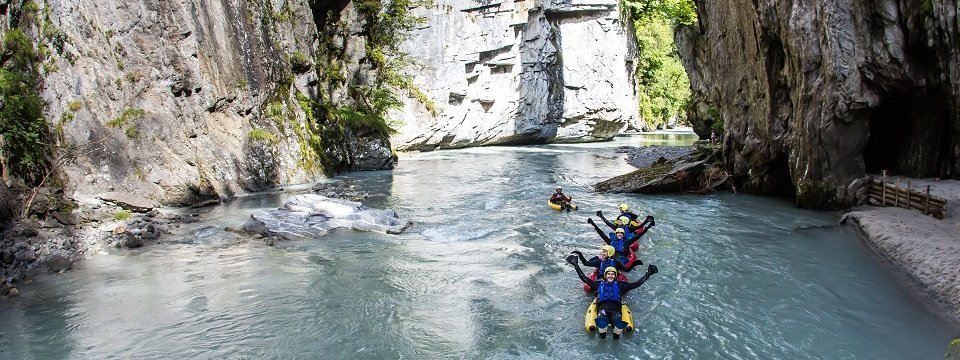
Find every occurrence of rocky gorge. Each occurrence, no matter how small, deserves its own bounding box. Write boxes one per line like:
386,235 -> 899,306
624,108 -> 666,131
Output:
0,0 -> 643,294
392,0 -> 640,150
676,0 -> 960,208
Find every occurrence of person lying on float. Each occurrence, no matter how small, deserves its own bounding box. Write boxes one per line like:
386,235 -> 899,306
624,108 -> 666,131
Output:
567,257 -> 658,339
569,245 -> 643,275
596,210 -> 655,234
587,218 -> 641,266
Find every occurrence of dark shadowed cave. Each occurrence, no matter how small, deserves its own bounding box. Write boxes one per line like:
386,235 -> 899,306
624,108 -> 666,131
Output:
863,89 -> 954,178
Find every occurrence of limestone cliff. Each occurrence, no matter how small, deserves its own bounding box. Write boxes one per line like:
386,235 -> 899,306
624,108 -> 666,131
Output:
677,0 -> 960,207
1,0 -> 394,206
391,0 -> 639,150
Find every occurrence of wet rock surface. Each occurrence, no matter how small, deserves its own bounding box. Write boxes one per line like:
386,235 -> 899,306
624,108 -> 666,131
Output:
598,145 -> 728,194
242,194 -> 412,241
618,145 -> 696,169
676,1 -> 960,207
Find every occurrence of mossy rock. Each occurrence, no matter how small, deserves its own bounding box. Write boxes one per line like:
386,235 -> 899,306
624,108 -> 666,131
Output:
947,337 -> 960,360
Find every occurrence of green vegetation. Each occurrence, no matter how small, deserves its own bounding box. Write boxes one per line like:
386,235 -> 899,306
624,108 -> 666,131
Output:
113,209 -> 131,221
55,110 -> 75,141
124,126 -> 138,139
248,129 -> 279,144
68,100 -> 83,112
288,51 -> 311,73
621,0 -> 697,128
272,0 -> 429,174
920,0 -> 934,15
0,28 -> 51,184
107,108 -> 144,128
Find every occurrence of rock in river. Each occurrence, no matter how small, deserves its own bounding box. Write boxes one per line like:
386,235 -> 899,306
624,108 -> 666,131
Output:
242,195 -> 412,240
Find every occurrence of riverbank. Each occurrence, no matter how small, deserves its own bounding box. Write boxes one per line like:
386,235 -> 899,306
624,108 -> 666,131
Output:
0,181 -> 378,296
0,197 -> 197,296
842,178 -> 960,327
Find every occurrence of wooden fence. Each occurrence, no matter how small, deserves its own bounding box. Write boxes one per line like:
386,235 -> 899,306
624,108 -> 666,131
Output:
866,171 -> 948,219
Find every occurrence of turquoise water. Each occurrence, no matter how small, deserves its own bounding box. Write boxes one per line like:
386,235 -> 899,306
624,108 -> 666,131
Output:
0,133 -> 955,358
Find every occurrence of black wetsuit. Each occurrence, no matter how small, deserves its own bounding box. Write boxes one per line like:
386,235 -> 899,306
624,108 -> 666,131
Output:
571,251 -> 642,272
597,211 -> 653,235
588,219 -> 641,264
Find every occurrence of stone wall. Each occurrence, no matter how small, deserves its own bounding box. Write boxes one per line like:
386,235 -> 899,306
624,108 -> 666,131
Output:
2,0 -> 397,206
676,0 -> 960,207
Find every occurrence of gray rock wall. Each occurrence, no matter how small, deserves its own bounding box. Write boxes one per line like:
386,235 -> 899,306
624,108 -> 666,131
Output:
391,0 -> 638,150
27,0 -> 323,205
676,0 -> 960,207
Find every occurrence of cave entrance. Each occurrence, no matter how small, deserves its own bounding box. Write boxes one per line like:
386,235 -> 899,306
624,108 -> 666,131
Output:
863,90 -> 952,177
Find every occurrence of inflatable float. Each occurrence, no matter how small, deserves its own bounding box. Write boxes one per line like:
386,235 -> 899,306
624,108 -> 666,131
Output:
548,200 -> 578,211
584,299 -> 635,333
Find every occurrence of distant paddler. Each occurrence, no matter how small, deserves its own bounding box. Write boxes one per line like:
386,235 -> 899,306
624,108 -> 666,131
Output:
549,187 -> 577,212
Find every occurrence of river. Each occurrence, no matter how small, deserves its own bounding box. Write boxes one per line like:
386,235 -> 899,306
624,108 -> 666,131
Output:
0,133 -> 955,359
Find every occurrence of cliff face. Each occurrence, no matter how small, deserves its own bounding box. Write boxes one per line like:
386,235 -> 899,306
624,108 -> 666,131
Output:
5,0 -> 393,205
677,0 -> 960,207
391,0 -> 639,150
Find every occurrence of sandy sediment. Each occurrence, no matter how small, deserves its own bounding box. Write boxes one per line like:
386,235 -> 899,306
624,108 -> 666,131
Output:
843,178 -> 960,326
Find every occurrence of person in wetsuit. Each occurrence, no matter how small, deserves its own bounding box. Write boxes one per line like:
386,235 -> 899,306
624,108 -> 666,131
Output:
618,203 -> 640,224
570,244 -> 642,274
566,257 -> 658,339
596,211 -> 655,235
550,187 -> 573,212
587,218 -> 641,265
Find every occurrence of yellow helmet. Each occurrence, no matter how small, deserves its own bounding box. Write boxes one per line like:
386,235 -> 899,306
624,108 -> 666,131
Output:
614,227 -> 625,234
619,203 -> 629,211
604,266 -> 618,275
617,216 -> 631,225
602,245 -> 615,257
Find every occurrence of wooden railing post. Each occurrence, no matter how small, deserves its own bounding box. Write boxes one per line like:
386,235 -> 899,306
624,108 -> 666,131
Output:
882,170 -> 887,206
895,178 -> 900,208
906,180 -> 911,208
925,185 -> 931,215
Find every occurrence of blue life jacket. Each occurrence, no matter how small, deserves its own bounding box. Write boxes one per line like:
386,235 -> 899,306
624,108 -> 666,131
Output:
609,235 -> 626,253
598,258 -> 616,271
596,280 -> 621,303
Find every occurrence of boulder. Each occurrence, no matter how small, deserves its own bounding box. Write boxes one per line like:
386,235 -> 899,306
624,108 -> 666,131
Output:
44,253 -> 73,272
123,234 -> 143,248
596,160 -> 706,193
242,194 -> 412,240
20,227 -> 39,238
97,192 -> 157,213
52,211 -> 81,226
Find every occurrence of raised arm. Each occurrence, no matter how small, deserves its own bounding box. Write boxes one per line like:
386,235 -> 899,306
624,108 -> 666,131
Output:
587,218 -> 611,244
570,250 -> 594,267
596,210 -> 616,229
621,264 -> 658,295
566,255 -> 598,291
